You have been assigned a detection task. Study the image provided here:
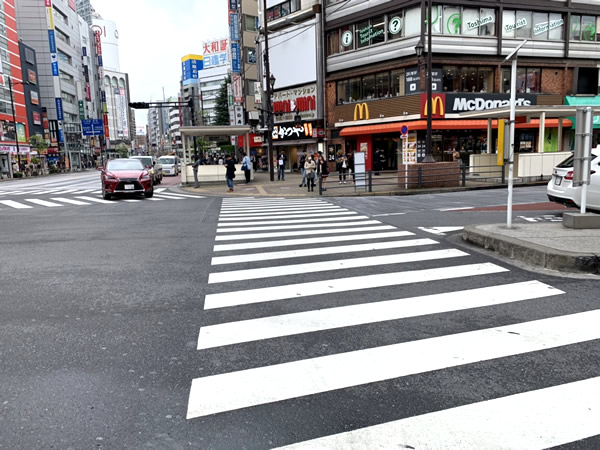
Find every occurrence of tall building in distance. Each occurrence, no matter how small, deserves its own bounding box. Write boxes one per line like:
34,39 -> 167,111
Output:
75,0 -> 93,26
91,14 -> 120,72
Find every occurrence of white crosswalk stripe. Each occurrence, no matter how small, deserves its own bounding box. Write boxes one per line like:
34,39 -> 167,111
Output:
25,199 -> 63,207
0,199 -> 33,209
185,196 -> 592,448
51,197 -> 91,206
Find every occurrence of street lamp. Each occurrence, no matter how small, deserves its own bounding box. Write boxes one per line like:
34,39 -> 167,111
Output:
418,0 -> 435,163
7,77 -> 32,172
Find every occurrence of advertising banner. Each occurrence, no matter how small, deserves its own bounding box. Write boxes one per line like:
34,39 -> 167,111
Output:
51,61 -> 59,76
229,14 -> 240,41
33,112 -> 42,126
48,30 -> 56,53
31,91 -> 39,105
55,98 -> 64,121
231,42 -> 241,73
17,124 -> 27,143
27,69 -> 37,84
272,83 -> 318,123
232,74 -> 243,104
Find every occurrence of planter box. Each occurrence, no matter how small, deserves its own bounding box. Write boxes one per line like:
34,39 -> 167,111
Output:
398,162 -> 461,189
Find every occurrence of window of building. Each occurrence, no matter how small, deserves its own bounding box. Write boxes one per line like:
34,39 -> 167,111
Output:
55,27 -> 70,44
266,0 -> 301,23
337,70 -> 406,104
502,67 -> 540,93
244,15 -> 258,32
59,71 -> 74,86
505,10 -> 564,40
515,11 -> 532,39
387,12 -> 404,40
327,30 -> 340,56
376,72 -> 390,98
355,19 -> 370,49
443,6 -> 461,35
348,77 -> 361,102
581,16 -> 597,41
53,7 -> 68,26
25,47 -> 35,64
443,66 -> 494,92
362,74 -> 376,99
570,15 -> 582,40
390,70 -> 404,96
61,91 -> 76,105
405,7 -> 421,36
246,48 -> 257,64
57,49 -> 71,64
340,25 -> 354,52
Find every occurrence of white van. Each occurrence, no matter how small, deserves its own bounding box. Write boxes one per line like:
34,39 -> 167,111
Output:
158,155 -> 179,176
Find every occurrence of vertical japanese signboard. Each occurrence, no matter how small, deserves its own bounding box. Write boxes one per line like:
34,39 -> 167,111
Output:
45,0 -> 63,144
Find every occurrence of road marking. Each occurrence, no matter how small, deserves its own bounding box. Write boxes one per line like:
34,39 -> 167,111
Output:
155,188 -> 166,193
0,200 -> 33,209
187,309 -> 600,419
214,231 -> 414,252
51,197 -> 91,206
52,189 -> 79,194
198,281 -> 564,349
208,249 -> 467,284
372,212 -> 407,217
211,238 -> 438,265
217,215 -> 371,227
438,206 -> 475,211
70,189 -> 96,194
217,219 -> 381,233
123,199 -> 142,202
146,197 -> 164,201
215,225 -> 396,241
74,196 -> 114,204
154,194 -> 184,200
418,226 -> 464,235
219,207 -> 342,217
159,193 -> 204,198
220,205 -> 335,213
221,202 -> 329,210
218,211 -> 358,221
204,262 -> 507,309
277,377 -> 600,449
24,199 -> 63,207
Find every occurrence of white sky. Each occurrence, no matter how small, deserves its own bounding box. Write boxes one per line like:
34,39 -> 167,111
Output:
92,0 -> 229,130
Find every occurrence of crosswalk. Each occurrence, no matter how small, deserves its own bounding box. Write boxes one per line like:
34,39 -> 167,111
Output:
186,197 -> 599,448
0,188 -> 204,210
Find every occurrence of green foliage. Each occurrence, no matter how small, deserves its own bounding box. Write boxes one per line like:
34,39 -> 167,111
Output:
116,143 -> 129,158
214,76 -> 232,126
13,172 -> 23,178
29,135 -> 48,153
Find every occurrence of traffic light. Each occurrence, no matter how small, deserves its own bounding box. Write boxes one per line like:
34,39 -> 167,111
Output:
129,102 -> 150,109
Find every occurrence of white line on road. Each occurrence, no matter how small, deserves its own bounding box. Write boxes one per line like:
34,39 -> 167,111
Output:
187,309 -> 600,419
198,281 -> 564,349
277,377 -> 600,449
51,197 -> 91,206
25,199 -> 63,207
371,213 -> 407,217
217,216 -> 371,227
211,238 -> 438,265
158,193 -> 204,198
219,207 -> 342,217
418,226 -> 464,235
203,263 -> 507,309
0,200 -> 33,209
214,231 -> 414,252
74,196 -> 114,204
220,202 -> 329,211
146,197 -> 164,201
208,249 -> 467,284
154,194 -> 184,200
217,220 -> 381,233
438,206 -> 475,211
218,211 -> 358,222
215,225 -> 396,241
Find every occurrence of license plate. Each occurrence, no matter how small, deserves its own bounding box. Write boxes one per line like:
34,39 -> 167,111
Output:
124,184 -> 134,190
554,176 -> 562,186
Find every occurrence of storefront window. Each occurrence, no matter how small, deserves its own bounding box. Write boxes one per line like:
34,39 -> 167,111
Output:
462,8 -> 480,36
570,15 -> 581,40
327,30 -> 340,56
371,15 -> 386,45
387,12 -> 404,40
502,67 -> 541,93
526,68 -> 541,93
581,16 -> 596,41
502,10 -> 516,38
405,7 -> 420,36
337,80 -> 348,104
478,67 -> 494,93
515,11 -> 532,39
429,5 -> 442,34
479,8 -> 495,36
444,66 -> 494,92
348,77 -> 361,102
362,75 -> 376,100
533,12 -> 549,40
390,70 -> 404,96
376,72 -> 390,98
355,19 -> 370,49
443,6 -> 461,35
443,66 -> 459,92
549,13 -> 564,40
460,67 -> 479,92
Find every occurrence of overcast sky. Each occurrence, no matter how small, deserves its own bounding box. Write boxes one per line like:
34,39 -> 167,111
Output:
93,0 -> 228,130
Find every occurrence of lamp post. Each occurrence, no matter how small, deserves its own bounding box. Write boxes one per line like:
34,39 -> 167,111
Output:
417,0 -> 435,163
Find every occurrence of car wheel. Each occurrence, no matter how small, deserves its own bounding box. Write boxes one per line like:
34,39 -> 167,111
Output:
144,188 -> 154,198
102,186 -> 112,200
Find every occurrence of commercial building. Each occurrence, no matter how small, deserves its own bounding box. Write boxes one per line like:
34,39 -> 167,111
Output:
19,43 -> 44,140
75,0 -> 93,26
325,1 -> 600,171
91,16 -> 120,72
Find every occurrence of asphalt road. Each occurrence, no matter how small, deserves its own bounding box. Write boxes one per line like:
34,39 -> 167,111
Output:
1,176 -> 599,449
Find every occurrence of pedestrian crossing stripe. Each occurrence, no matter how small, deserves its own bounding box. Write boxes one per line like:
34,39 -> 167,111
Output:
0,199 -> 33,209
215,225 -> 396,241
218,211 -> 359,222
213,231 -> 414,252
276,376 -> 600,449
220,203 -> 332,212
0,193 -> 203,209
187,309 -> 600,419
25,199 -> 63,207
197,281 -> 564,349
203,262 -> 508,310
207,248 -> 468,284
216,219 -> 382,233
216,215 -> 372,227
50,197 -> 91,206
210,238 -> 439,265
219,207 -> 343,218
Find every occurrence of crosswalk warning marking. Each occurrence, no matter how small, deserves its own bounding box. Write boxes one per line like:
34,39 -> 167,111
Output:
187,309 -> 600,419
0,199 -> 33,209
74,196 -> 114,204
219,207 -> 342,218
154,194 -> 184,200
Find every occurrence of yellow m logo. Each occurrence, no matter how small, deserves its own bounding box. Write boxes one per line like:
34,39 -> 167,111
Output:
423,96 -> 445,117
353,103 -> 369,121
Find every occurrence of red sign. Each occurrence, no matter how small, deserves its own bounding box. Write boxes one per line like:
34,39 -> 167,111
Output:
236,134 -> 263,147
95,31 -> 102,56
103,114 -> 110,138
273,96 -> 316,114
45,0 -> 52,6
68,0 -> 76,11
420,93 -> 446,119
33,112 -> 42,126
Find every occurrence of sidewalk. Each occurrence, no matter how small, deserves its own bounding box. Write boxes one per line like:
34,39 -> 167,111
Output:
180,169 -> 546,198
463,223 -> 600,275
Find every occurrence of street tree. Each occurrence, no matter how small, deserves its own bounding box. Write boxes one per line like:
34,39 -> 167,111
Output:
214,76 -> 231,126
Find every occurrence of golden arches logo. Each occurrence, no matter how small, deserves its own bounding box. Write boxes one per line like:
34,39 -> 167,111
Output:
353,103 -> 369,121
424,96 -> 445,117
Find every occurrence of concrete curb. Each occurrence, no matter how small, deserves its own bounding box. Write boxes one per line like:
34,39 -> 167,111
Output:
462,225 -> 600,274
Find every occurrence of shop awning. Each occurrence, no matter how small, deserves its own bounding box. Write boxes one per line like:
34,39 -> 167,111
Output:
564,96 -> 600,129
339,118 -> 572,136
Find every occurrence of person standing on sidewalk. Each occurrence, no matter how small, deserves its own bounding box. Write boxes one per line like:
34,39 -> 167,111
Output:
318,154 -> 329,191
304,155 -> 316,192
337,153 -> 348,184
277,152 -> 286,181
241,151 -> 251,183
191,154 -> 200,188
299,152 -> 307,187
224,154 -> 236,192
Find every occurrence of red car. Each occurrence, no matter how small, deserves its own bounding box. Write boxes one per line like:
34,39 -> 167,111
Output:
99,159 -> 154,200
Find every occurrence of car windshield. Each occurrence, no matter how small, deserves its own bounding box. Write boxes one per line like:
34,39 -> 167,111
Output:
557,153 -> 598,168
133,157 -> 153,167
160,158 -> 175,164
107,160 -> 144,171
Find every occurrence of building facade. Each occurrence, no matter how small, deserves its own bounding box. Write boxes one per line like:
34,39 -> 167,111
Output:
19,42 -> 44,140
325,0 -> 600,171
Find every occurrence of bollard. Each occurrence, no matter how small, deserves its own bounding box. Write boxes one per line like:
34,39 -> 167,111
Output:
368,171 -> 372,192
418,167 -> 423,188
461,165 -> 466,187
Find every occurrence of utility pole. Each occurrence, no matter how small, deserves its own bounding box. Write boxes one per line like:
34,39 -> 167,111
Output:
262,0 -> 275,182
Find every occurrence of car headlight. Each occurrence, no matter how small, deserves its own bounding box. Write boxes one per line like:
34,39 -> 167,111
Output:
105,172 -> 119,181
139,171 -> 151,181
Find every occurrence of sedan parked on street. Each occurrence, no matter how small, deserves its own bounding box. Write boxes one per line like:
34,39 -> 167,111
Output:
99,159 -> 153,200
131,156 -> 163,185
547,147 -> 600,211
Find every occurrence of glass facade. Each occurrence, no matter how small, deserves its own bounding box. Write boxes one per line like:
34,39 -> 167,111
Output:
337,69 -> 405,104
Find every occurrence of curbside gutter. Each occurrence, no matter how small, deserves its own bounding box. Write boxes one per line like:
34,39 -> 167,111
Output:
462,225 -> 600,275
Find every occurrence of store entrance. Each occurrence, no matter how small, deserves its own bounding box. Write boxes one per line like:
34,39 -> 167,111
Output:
373,134 -> 399,171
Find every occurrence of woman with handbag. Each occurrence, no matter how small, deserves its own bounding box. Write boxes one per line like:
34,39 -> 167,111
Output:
304,155 -> 316,192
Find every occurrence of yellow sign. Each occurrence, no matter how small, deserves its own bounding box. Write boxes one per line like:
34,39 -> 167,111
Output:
497,119 -> 505,166
353,103 -> 369,121
181,54 -> 204,62
423,96 -> 445,117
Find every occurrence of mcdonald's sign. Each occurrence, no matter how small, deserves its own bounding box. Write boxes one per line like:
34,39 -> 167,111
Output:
420,94 -> 446,119
353,103 -> 370,121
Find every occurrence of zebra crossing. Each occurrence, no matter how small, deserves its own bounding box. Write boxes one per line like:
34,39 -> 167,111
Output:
187,197 -> 599,448
0,188 -> 204,210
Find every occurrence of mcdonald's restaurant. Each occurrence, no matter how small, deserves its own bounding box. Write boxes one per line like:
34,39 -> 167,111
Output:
329,92 -> 572,170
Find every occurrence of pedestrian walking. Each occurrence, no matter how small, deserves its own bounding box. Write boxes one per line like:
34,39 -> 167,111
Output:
241,151 -> 251,183
337,153 -> 348,184
190,155 -> 200,188
224,154 -> 236,192
318,154 -> 329,191
304,155 -> 316,192
298,152 -> 307,187
277,152 -> 286,180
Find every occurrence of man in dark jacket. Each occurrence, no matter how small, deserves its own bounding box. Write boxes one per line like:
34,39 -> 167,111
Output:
225,155 -> 236,192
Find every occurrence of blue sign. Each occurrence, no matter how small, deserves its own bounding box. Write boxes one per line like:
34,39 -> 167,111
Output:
181,58 -> 203,81
97,55 -> 103,67
51,61 -> 59,76
401,125 -> 408,135
58,129 -> 64,144
231,42 -> 241,73
229,0 -> 238,10
101,91 -> 106,103
81,119 -> 104,136
55,98 -> 64,121
229,13 -> 240,41
48,30 -> 56,53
